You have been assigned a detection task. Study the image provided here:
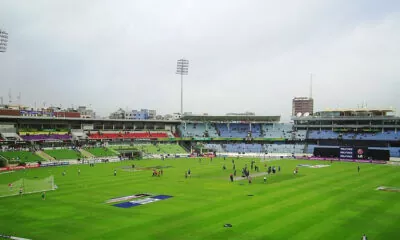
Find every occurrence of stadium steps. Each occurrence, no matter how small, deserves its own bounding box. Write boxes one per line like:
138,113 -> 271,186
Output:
36,150 -> 55,161
0,154 -> 8,162
108,148 -> 120,155
78,149 -> 95,158
179,143 -> 191,153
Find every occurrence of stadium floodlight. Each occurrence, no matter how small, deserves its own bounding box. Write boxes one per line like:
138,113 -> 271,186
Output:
176,58 -> 189,115
0,29 -> 8,53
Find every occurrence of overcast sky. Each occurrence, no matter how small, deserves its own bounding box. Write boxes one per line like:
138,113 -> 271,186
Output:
0,0 -> 399,121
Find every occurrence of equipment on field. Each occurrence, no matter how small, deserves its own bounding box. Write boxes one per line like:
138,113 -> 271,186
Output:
0,175 -> 56,198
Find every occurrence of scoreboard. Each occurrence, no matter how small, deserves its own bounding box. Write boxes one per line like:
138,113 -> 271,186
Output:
339,147 -> 368,159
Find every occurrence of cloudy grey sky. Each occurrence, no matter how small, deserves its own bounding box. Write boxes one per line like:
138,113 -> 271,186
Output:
1,0 -> 399,120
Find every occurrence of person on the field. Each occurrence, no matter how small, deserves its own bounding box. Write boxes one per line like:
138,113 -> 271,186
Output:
185,172 -> 188,178
8,183 -> 12,191
19,187 -> 23,196
224,156 -> 226,161
41,191 -> 46,200
78,168 -> 81,176
187,169 -> 191,177
248,176 -> 252,184
234,169 -> 237,176
233,164 -> 236,170
264,176 -> 267,183
251,162 -> 254,170
361,234 -> 367,240
358,165 -> 360,173
223,164 -> 226,170
114,169 -> 117,176
132,164 -> 135,169
62,170 -> 66,176
278,166 -> 281,172
230,173 -> 233,182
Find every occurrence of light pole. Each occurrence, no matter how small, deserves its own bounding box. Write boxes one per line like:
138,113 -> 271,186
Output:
176,58 -> 189,115
0,29 -> 8,53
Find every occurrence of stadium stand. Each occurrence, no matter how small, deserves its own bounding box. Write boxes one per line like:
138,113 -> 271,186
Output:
293,130 -> 307,140
308,130 -> 400,141
216,123 -> 251,138
1,132 -> 22,141
225,143 -> 263,153
265,144 -> 304,154
87,131 -> 168,139
261,124 -> 292,139
71,130 -> 88,140
21,134 -> 71,141
0,127 -> 22,141
203,143 -> 304,154
178,123 -> 207,137
203,143 -> 225,152
205,123 -> 219,137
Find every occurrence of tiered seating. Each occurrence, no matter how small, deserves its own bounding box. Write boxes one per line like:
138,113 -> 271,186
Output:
308,130 -> 339,140
205,124 -> 219,137
293,130 -> 307,140
203,143 -> 305,154
308,130 -> 400,141
178,123 -> 207,137
204,144 -> 225,152
251,124 -> 262,137
71,130 -> 88,140
225,143 -> 263,153
22,134 -> 71,141
216,123 -> 251,138
265,144 -> 304,154
262,124 -> 292,139
1,132 -> 22,141
88,131 -> 168,139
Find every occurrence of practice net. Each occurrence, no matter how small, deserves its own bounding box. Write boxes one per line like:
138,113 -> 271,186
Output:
0,175 -> 55,198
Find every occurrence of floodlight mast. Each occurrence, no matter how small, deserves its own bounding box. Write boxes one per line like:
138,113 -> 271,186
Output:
176,58 -> 189,115
0,29 -> 8,53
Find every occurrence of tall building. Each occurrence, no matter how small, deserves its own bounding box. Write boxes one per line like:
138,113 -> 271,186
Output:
110,108 -> 157,120
132,109 -> 156,120
292,97 -> 313,116
77,106 -> 96,119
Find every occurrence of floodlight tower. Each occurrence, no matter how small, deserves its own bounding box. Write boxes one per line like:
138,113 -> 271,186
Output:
0,29 -> 8,53
176,58 -> 189,115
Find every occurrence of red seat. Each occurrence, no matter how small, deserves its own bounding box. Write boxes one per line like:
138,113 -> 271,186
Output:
88,132 -> 168,139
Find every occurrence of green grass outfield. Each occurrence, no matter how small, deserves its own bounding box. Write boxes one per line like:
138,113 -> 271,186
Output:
84,147 -> 118,157
0,151 -> 43,162
44,149 -> 82,160
0,158 -> 399,240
